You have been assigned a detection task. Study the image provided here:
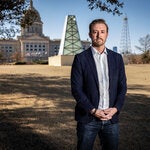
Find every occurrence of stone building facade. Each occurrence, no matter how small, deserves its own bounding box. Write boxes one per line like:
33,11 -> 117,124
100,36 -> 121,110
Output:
0,0 -> 90,63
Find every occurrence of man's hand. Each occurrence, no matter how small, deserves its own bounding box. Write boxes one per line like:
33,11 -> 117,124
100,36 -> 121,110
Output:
94,107 -> 117,120
104,108 -> 117,118
94,109 -> 109,120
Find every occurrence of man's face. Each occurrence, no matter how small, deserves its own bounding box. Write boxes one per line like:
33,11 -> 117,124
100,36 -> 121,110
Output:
89,23 -> 108,47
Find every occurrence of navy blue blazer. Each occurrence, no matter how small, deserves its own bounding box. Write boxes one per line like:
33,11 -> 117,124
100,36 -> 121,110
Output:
71,47 -> 127,124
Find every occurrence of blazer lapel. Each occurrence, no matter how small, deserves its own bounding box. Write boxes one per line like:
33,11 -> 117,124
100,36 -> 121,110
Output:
107,49 -> 115,86
86,48 -> 99,89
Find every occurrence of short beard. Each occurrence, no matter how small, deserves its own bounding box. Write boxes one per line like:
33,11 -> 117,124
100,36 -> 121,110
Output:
92,39 -> 104,47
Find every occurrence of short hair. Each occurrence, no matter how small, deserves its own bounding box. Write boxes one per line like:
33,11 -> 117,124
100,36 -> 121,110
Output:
89,19 -> 109,33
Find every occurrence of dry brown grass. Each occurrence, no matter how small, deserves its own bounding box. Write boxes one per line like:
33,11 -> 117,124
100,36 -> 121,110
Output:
0,64 -> 149,150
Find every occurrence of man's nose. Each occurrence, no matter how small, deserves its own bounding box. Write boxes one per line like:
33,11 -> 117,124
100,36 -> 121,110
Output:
96,32 -> 100,38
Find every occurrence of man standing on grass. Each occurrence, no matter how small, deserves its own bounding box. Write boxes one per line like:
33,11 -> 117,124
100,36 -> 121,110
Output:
71,19 -> 127,150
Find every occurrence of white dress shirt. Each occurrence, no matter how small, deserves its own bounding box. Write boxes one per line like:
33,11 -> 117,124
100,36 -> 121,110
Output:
91,46 -> 109,110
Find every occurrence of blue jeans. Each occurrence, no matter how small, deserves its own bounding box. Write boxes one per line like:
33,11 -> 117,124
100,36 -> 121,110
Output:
77,118 -> 119,150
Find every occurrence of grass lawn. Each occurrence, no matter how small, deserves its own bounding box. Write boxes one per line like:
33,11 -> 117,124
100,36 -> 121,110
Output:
0,64 -> 149,150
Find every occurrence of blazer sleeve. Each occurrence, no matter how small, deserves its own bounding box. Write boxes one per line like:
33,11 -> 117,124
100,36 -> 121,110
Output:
114,55 -> 127,112
71,55 -> 94,112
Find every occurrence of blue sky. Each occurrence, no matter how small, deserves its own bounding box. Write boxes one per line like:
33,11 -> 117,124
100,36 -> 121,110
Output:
33,0 -> 150,53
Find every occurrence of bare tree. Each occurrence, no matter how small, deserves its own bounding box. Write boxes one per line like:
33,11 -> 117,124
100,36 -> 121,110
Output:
135,34 -> 150,63
87,0 -> 124,15
0,0 -> 30,39
135,34 -> 150,53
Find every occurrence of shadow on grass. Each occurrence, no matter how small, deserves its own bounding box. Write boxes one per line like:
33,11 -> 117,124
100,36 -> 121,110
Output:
0,74 -> 76,150
119,93 -> 150,150
0,107 -> 76,150
0,121 -> 55,150
0,74 -> 150,150
127,84 -> 150,93
0,74 -> 71,99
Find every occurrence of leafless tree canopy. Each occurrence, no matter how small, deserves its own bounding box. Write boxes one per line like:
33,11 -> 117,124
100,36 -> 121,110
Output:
87,0 -> 124,15
0,0 -> 30,39
135,34 -> 150,52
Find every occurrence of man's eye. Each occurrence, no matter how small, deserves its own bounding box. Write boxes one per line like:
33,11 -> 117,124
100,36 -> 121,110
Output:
93,31 -> 97,34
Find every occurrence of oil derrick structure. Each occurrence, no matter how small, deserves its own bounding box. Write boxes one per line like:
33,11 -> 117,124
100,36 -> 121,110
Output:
58,15 -> 83,55
120,16 -> 132,54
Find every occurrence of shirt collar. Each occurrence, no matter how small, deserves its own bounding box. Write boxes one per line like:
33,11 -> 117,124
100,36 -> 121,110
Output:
91,46 -> 108,56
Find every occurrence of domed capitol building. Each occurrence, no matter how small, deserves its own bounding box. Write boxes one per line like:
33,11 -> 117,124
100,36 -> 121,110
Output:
0,0 -> 90,64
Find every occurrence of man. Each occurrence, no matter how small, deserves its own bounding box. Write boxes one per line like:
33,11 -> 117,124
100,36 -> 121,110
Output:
71,19 -> 127,150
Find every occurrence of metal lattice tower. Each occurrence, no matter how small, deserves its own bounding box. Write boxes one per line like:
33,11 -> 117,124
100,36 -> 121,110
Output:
120,16 -> 132,54
58,15 -> 83,55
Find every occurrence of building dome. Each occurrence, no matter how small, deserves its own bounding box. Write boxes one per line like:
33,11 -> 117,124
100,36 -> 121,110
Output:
27,0 -> 42,23
21,0 -> 43,36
